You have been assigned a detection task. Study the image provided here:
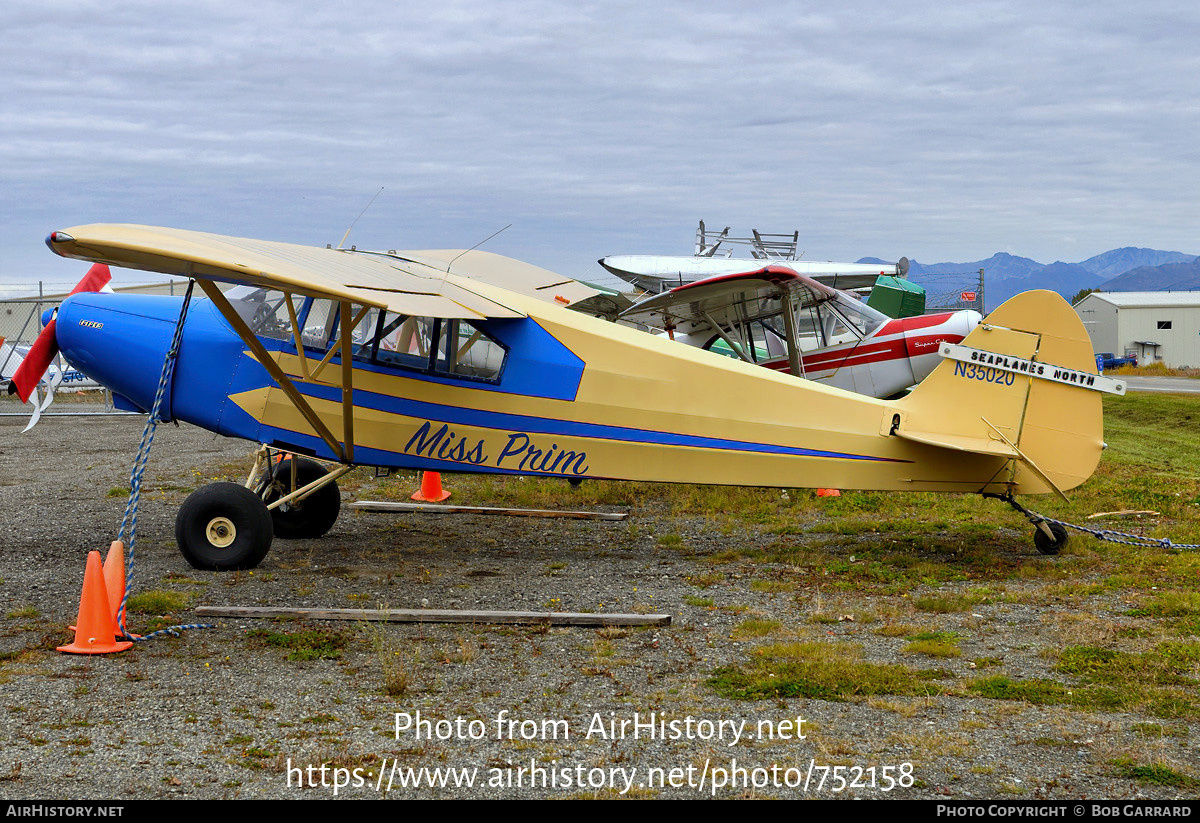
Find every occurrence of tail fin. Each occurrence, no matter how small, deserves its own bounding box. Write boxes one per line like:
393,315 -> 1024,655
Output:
892,290 -> 1120,496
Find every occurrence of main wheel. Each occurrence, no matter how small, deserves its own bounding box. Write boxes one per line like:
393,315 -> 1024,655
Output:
176,482 -> 274,570
260,457 -> 341,539
1033,522 -> 1069,555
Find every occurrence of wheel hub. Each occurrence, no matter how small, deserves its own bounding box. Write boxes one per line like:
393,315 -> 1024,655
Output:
206,516 -> 237,548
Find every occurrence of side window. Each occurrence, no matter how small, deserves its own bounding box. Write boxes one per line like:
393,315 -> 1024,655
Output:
375,313 -> 436,371
301,306 -> 506,383
301,298 -> 338,350
432,319 -> 506,381
348,307 -> 382,361
322,303 -> 377,359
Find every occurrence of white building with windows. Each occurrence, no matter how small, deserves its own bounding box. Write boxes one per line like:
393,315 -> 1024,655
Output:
1073,291 -> 1200,368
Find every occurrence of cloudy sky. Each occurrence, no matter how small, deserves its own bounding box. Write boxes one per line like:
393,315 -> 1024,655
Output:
3,0 -> 1198,294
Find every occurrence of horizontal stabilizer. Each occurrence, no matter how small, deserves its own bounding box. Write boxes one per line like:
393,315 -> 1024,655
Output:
892,427 -> 1018,458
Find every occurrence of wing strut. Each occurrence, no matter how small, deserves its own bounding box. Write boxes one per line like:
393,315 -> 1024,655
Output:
780,291 -> 803,377
701,310 -> 750,362
198,281 -> 348,461
339,300 -> 355,463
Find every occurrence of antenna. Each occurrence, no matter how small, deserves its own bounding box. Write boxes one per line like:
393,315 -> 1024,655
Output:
337,187 -> 384,249
446,224 -> 512,272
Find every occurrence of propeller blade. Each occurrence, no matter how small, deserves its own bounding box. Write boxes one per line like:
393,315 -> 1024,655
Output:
9,264 -> 112,404
10,319 -> 59,403
21,370 -> 61,433
70,263 -> 112,296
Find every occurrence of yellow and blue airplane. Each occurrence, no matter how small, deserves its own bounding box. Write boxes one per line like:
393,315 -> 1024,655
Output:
20,224 -> 1125,570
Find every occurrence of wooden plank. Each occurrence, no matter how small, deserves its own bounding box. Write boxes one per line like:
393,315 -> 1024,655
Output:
1087,510 -> 1159,519
349,500 -> 629,521
196,605 -> 669,627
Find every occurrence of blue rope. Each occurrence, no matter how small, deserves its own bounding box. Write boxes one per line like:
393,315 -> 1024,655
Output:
112,281 -> 214,642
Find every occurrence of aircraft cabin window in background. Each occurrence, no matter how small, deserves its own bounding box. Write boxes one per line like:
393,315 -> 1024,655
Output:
226,286 -> 302,342
796,302 -> 825,347
831,297 -> 888,339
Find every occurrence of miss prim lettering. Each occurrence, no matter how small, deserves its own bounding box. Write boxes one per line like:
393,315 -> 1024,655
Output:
404,422 -> 589,476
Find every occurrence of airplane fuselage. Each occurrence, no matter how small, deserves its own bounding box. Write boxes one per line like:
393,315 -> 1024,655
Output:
53,287 -> 1071,496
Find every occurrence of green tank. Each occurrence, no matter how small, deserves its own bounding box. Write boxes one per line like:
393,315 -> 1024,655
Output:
866,276 -> 926,318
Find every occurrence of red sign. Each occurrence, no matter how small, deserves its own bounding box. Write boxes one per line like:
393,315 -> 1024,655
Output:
960,291 -> 977,302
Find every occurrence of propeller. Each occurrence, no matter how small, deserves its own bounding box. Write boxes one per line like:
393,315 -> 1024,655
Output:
7,264 -> 112,416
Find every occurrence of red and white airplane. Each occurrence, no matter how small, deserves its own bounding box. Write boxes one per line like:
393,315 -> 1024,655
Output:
618,265 -> 981,399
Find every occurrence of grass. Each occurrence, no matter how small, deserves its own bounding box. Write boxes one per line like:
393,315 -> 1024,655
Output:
1110,362 -> 1200,378
730,618 -> 782,639
903,631 -> 962,658
246,627 -> 346,661
709,641 -> 949,701
125,590 -> 190,614
1110,759 -> 1200,789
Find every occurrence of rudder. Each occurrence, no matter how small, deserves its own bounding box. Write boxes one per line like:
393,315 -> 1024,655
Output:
892,290 -> 1119,496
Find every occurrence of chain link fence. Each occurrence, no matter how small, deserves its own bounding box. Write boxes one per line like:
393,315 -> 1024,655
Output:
908,270 -> 986,314
0,299 -> 50,368
0,298 -> 125,416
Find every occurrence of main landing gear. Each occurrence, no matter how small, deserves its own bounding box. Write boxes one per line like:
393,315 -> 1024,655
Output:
175,446 -> 353,570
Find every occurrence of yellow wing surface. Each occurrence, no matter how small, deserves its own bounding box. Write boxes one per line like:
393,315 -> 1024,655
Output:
47,224 -> 572,320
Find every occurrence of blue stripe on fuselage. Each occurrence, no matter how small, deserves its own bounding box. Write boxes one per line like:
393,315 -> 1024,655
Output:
280,380 -> 903,462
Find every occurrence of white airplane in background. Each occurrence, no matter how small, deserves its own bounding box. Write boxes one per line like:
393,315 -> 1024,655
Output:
2,337 -> 103,393
599,220 -> 910,294
600,253 -> 908,294
617,265 -> 980,400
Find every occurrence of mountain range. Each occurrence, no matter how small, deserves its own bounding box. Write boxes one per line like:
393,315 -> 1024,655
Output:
859,247 -> 1199,310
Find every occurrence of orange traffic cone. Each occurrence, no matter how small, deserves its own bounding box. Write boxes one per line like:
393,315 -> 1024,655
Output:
816,488 -> 841,497
58,551 -> 133,655
411,471 -> 451,502
102,541 -> 126,625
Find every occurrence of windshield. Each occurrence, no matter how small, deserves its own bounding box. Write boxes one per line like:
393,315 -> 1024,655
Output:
829,293 -> 888,338
223,285 -> 300,340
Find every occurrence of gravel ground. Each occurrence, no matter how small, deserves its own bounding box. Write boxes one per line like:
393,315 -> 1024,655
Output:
0,405 -> 1197,800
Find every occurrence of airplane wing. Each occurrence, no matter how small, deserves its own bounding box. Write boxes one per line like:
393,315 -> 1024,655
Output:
617,265 -> 838,334
395,249 -> 602,308
47,224 -> 525,320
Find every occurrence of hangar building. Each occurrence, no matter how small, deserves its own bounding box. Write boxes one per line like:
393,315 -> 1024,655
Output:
1073,291 -> 1200,368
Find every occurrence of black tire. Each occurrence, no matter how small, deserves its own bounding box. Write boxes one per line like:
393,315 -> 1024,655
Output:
176,482 -> 274,570
261,457 -> 341,539
1033,522 -> 1069,555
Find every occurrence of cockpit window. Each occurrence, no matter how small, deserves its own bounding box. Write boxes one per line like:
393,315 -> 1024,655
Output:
432,318 -> 506,381
332,309 -> 506,383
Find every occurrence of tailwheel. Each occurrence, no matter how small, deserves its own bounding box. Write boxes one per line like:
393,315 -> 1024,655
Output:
176,483 -> 274,570
261,457 -> 342,539
1033,522 -> 1069,555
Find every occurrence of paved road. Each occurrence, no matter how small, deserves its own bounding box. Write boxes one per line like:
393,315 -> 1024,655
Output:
1121,376 -> 1200,394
